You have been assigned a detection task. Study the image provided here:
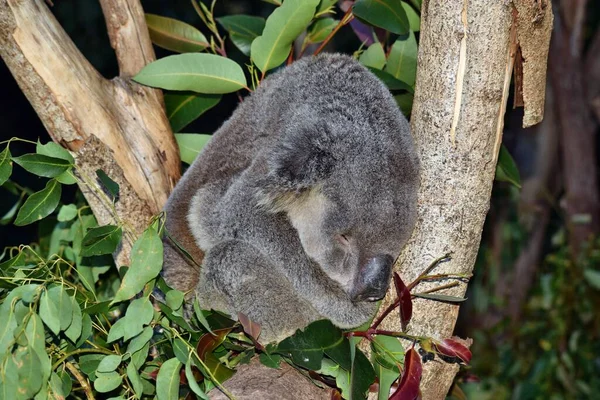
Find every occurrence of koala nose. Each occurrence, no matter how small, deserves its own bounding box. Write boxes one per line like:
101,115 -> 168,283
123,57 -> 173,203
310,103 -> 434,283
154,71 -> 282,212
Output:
350,254 -> 394,302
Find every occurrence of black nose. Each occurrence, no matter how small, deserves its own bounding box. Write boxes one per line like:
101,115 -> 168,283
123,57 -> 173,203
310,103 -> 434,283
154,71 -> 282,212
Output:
350,254 -> 394,302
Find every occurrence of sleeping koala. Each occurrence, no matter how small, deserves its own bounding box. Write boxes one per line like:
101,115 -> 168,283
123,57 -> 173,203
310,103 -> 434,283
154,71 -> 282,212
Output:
162,53 -> 419,343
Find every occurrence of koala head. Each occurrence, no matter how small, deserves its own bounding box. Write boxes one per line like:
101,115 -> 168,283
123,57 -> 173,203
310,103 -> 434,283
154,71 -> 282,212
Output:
258,112 -> 419,303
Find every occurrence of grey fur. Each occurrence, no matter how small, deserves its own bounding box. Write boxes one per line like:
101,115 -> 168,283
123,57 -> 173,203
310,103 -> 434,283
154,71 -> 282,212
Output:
162,54 -> 419,343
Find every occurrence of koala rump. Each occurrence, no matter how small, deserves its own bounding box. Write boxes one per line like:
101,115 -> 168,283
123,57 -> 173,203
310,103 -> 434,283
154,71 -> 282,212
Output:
162,53 -> 419,343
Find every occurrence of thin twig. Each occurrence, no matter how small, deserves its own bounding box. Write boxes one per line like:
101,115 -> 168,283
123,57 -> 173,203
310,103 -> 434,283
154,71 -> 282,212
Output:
313,7 -> 354,56
65,361 -> 95,400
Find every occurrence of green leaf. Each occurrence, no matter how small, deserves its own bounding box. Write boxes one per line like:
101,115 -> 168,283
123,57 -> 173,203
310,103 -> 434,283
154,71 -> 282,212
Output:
81,225 -> 122,257
495,144 -> 522,188
353,0 -> 409,35
97,355 -> 122,373
49,372 -> 68,399
350,346 -> 375,400
39,288 -> 60,335
36,141 -> 74,163
368,68 -> 414,92
134,53 -> 247,94
12,154 -> 71,178
146,14 -> 208,53
96,170 -> 120,201
584,269 -> 600,290
79,354 -> 105,379
14,346 -> 43,398
112,227 -> 163,303
371,335 -> 404,372
0,350 -> 18,399
48,285 -> 74,331
0,147 -> 12,186
276,320 -> 344,370
107,298 -> 154,342
317,0 -> 338,15
193,300 -> 215,335
25,314 -> 52,381
126,326 -> 154,355
217,15 -> 266,56
251,0 -> 320,73
165,290 -> 185,311
394,92 -> 414,117
259,352 -> 282,369
412,293 -> 468,303
55,169 -> 77,185
0,301 -> 17,359
375,363 -> 399,400
127,362 -> 144,398
156,358 -> 181,400
14,179 -> 61,226
401,1 -> 420,31
57,204 -> 78,222
165,92 -> 221,133
94,371 -> 122,393
384,30 -> 418,87
185,361 -> 208,399
65,295 -> 83,342
0,195 -> 23,226
175,133 -> 212,165
306,18 -> 338,44
359,42 -> 386,70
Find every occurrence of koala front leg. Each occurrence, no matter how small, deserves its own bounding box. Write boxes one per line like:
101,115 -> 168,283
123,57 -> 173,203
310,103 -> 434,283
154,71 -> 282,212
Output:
196,240 -> 319,343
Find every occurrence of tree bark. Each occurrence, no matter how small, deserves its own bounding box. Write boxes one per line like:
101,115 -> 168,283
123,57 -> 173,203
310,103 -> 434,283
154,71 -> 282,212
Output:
374,1 -> 553,398
0,0 -> 180,265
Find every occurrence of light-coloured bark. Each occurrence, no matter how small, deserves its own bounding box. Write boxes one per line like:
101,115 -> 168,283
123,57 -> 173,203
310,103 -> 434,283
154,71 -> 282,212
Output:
0,0 -> 180,264
374,1 -> 553,398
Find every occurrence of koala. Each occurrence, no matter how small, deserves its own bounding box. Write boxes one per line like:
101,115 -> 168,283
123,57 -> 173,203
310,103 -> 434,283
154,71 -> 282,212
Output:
162,53 -> 419,343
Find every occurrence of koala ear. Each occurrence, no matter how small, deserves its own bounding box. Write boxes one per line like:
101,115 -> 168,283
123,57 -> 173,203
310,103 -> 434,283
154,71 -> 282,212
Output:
258,123 -> 337,210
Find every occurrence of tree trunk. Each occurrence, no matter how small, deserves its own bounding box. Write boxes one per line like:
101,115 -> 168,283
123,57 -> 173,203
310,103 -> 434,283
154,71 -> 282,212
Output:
374,1 -> 553,398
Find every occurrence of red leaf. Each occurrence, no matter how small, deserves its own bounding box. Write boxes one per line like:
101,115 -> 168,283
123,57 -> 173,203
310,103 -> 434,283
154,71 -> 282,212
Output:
238,312 -> 261,340
390,348 -> 422,400
393,272 -> 413,331
433,337 -> 472,364
196,327 -> 232,360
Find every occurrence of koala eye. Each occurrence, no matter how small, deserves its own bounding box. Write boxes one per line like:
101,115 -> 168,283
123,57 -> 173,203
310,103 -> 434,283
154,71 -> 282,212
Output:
335,234 -> 351,247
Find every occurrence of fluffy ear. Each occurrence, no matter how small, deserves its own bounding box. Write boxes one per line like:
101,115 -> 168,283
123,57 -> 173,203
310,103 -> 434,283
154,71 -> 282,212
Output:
257,122 -> 337,211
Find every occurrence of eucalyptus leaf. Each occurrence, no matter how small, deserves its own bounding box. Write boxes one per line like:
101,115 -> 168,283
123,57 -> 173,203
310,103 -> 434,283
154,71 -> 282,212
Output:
47,285 -> 74,331
251,0 -> 320,73
96,170 -> 120,201
412,293 -> 467,303
353,0 -> 409,35
36,141 -> 74,163
175,133 -> 212,164
359,42 -> 386,70
165,92 -> 221,133
127,362 -> 144,398
384,30 -> 418,87
185,361 -> 209,399
0,147 -> 12,186
495,144 -> 522,188
146,14 -> 208,53
57,204 -> 78,222
12,154 -> 71,178
14,179 -> 61,226
97,355 -> 122,373
94,371 -> 122,393
156,358 -> 181,400
14,346 -> 43,398
134,53 -> 247,94
217,15 -> 266,56
402,1 -> 420,31
39,288 -> 60,335
583,269 -> 600,290
307,18 -> 338,44
112,226 -> 163,303
81,225 -> 122,257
